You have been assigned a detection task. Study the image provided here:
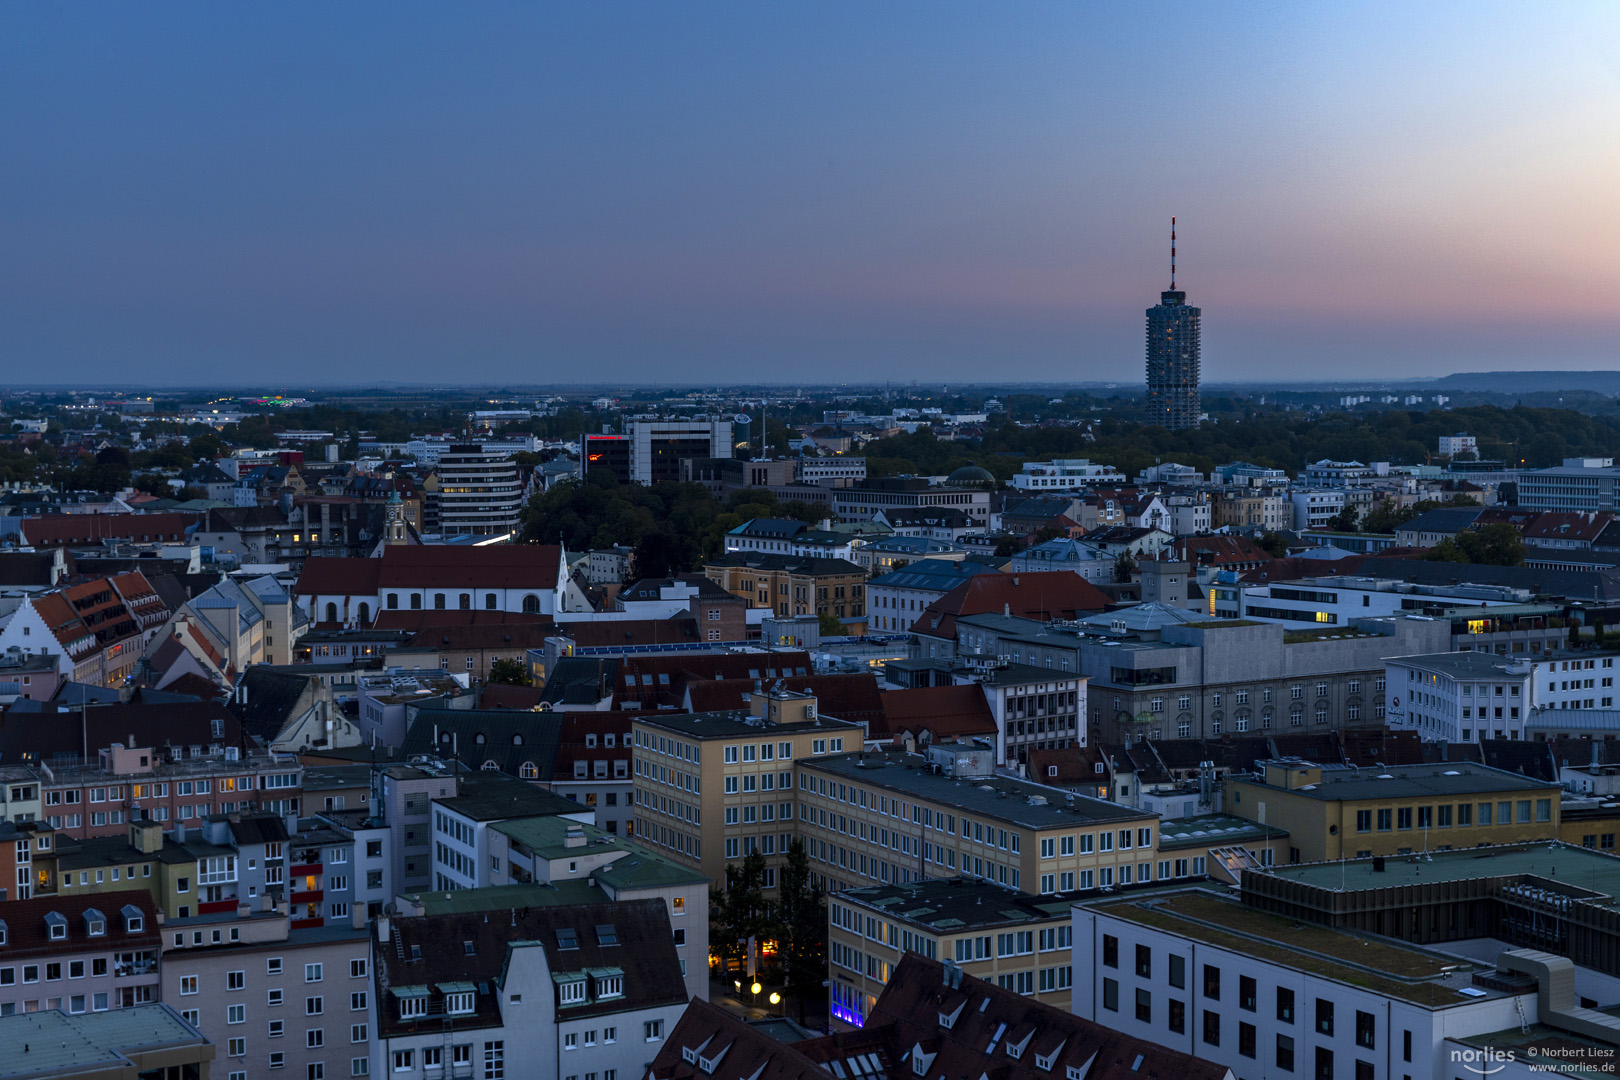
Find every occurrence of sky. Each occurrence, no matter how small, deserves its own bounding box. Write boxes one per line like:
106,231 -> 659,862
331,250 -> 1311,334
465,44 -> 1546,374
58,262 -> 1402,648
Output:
3,3 -> 1619,387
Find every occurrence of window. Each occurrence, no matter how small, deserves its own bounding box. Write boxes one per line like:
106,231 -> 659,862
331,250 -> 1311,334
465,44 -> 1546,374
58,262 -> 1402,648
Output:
1203,1010 -> 1220,1047
1315,998 -> 1334,1036
1315,1047 -> 1334,1080
307,996 -> 324,1016
1135,944 -> 1151,978
1240,1022 -> 1256,1059
1168,999 -> 1185,1034
306,963 -> 323,983
1135,988 -> 1151,1023
1277,1034 -> 1295,1073
644,1020 -> 663,1041
393,1050 -> 414,1072
351,992 -> 367,1011
1102,935 -> 1118,968
1277,987 -> 1295,1023
228,971 -> 245,991
1356,1009 -> 1376,1049
483,1043 -> 504,1080
1203,965 -> 1220,1000
181,976 -> 199,995
307,1029 -> 324,1048
352,1024 -> 368,1043
1102,978 -> 1118,1012
1240,975 -> 1256,1011
228,1004 -> 245,1024
1169,954 -> 1185,989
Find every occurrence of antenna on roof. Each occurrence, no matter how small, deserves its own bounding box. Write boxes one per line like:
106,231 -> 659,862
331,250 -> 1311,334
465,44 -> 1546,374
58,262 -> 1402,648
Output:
1170,216 -> 1176,290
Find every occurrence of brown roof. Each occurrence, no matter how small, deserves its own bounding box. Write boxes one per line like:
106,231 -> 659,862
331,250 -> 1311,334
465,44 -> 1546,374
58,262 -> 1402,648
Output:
0,700 -> 250,762
371,610 -> 553,631
563,616 -> 702,649
683,673 -> 885,728
611,652 -> 816,710
915,570 -> 1111,640
294,556 -> 383,597
1521,511 -> 1612,542
19,512 -> 197,548
875,685 -> 997,743
855,953 -> 1232,1080
1172,535 -> 1274,567
647,998 -> 834,1080
0,889 -> 159,960
376,544 -> 561,590
1026,744 -> 1110,785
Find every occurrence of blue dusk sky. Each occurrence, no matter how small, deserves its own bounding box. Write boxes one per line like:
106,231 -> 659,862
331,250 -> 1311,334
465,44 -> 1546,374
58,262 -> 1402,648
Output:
3,3 -> 1618,386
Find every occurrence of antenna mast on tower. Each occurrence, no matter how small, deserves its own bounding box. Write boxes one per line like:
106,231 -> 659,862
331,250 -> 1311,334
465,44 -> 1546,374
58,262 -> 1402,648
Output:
1170,215 -> 1177,290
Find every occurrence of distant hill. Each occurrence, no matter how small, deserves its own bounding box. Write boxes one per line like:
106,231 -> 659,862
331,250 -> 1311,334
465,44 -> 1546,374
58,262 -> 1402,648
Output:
1433,371 -> 1620,393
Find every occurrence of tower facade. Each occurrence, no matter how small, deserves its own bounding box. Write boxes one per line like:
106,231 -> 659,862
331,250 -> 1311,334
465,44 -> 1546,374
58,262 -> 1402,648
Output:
1145,218 -> 1201,430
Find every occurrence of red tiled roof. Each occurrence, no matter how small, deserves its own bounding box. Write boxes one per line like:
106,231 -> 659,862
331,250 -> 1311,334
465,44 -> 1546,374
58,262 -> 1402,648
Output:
1521,511 -> 1612,542
19,512 -> 197,548
875,684 -> 996,742
1172,535 -> 1274,567
376,545 -> 561,590
915,571 -> 1111,640
294,557 -> 382,597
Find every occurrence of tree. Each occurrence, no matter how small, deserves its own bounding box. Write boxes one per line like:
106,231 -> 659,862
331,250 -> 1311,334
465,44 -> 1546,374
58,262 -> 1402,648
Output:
1255,532 -> 1290,558
773,839 -> 826,1024
710,849 -> 771,975
817,611 -> 848,637
1324,505 -> 1360,533
487,658 -> 530,686
1422,523 -> 1525,566
993,535 -> 1022,558
1112,550 -> 1137,583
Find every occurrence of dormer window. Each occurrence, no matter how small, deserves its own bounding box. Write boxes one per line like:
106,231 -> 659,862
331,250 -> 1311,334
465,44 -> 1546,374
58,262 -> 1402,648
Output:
437,984 -> 476,1015
594,973 -> 623,1000
557,977 -> 587,1005
0,920 -> 7,945
83,909 -> 106,936
555,928 -> 579,950
392,987 -> 429,1019
45,912 -> 68,940
122,905 -> 145,934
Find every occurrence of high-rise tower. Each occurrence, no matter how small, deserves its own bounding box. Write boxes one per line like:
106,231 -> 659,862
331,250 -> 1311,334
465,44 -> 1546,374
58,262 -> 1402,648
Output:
1145,217 -> 1202,430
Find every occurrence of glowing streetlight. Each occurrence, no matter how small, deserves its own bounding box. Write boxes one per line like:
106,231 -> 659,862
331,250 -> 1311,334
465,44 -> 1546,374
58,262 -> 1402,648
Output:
768,992 -> 781,1005
750,982 -> 763,996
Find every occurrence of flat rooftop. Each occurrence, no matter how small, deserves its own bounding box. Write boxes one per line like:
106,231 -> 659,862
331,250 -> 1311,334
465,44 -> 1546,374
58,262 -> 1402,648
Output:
1453,1026 -> 1620,1080
630,708 -> 860,740
1261,842 -> 1620,903
1241,762 -> 1556,801
801,751 -> 1152,829
1386,651 -> 1533,679
1157,814 -> 1289,851
0,1005 -> 208,1078
1097,890 -> 1491,1008
841,878 -> 1070,933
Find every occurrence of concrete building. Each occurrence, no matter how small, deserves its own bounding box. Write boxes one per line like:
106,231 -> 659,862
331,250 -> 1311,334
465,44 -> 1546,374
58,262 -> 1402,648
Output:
947,612 -> 1450,745
1010,459 -> 1129,492
973,663 -> 1086,765
797,745 -> 1163,897
1225,758 -> 1560,863
827,878 -> 1073,1022
1074,887 -> 1538,1080
160,905 -> 370,1080
630,688 -> 861,898
0,1005 -> 215,1080
866,559 -> 1002,634
830,477 -> 992,527
1517,459 -> 1620,513
1144,225 -> 1201,432
423,443 -> 522,537
797,456 -> 866,487
1439,433 -> 1478,458
627,419 -> 732,486
1385,653 -> 1536,742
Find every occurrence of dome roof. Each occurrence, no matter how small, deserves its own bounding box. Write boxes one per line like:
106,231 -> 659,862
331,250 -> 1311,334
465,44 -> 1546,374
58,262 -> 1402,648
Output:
946,464 -> 995,485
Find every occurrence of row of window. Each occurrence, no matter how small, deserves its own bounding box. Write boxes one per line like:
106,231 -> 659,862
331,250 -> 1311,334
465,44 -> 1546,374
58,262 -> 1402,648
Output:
1352,799 -> 1552,832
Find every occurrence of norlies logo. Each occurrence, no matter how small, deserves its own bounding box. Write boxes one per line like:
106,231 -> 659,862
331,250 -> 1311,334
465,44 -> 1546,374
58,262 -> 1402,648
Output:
1451,1047 -> 1514,1075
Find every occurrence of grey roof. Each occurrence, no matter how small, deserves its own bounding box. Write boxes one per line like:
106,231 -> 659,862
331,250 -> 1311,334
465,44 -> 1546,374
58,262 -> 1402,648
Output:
1397,507 -> 1484,535
434,768 -> 582,822
841,877 -> 1071,933
403,707 -> 565,780
868,558 -> 1001,592
730,518 -> 807,539
1356,558 -> 1620,602
801,750 -> 1153,828
1385,651 -> 1533,680
1078,602 -> 1204,632
0,1006 -> 208,1079
1245,761 -> 1556,801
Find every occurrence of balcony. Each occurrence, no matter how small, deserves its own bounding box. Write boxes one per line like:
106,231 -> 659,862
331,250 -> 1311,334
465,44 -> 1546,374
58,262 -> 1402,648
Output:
291,862 -> 322,877
290,889 -> 324,905
198,899 -> 239,915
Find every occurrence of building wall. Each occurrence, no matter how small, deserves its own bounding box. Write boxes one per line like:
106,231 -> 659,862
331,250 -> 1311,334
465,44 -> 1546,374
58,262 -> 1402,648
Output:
1224,780 -> 1561,863
1072,903 -> 1524,1080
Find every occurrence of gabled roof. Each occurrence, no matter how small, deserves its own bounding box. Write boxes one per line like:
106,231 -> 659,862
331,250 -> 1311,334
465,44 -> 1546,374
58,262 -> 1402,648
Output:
0,889 -> 158,960
874,685 -> 996,743
294,557 -> 383,597
0,700 -> 250,761
1521,511 -> 1612,543
375,544 -> 562,590
1397,506 -> 1485,537
19,512 -> 197,548
647,997 -> 843,1080
378,899 -> 685,1038
1172,535 -> 1274,566
402,708 -> 566,779
914,571 -> 1111,641
729,518 -> 810,539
